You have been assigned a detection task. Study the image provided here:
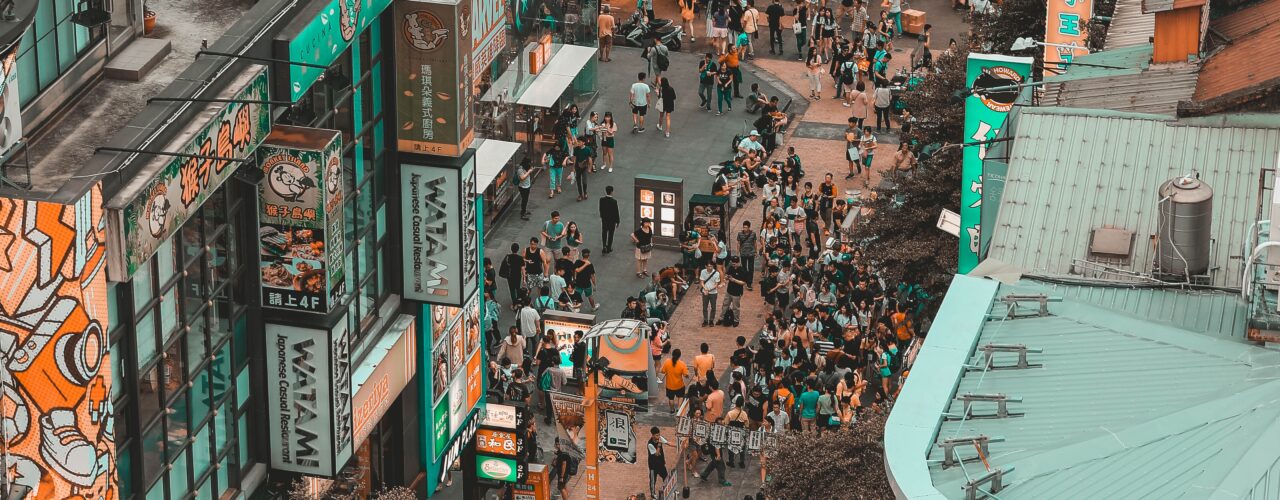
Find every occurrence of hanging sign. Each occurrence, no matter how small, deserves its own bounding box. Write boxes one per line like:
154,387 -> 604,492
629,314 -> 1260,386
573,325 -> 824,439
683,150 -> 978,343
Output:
471,0 -> 509,77
395,0 -> 475,156
351,316 -> 417,447
110,65 -> 271,280
256,126 -> 346,313
265,317 -> 354,476
959,54 -> 1032,273
1045,0 -> 1092,71
282,0 -> 394,101
400,153 -> 478,306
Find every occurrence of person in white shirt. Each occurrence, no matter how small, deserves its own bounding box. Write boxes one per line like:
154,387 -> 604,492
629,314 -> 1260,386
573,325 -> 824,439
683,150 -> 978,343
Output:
699,261 -> 721,327
630,72 -> 653,132
873,85 -> 892,131
736,130 -> 764,157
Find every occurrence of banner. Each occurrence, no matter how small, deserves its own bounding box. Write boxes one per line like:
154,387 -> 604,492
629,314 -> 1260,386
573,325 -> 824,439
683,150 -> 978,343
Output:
549,392 -> 641,464
401,154 -> 478,306
283,0 -> 394,101
256,126 -> 346,313
959,54 -> 1032,273
0,185 -> 116,496
395,0 -> 475,156
471,0 -> 509,79
1045,0 -> 1092,71
112,65 -> 271,279
265,317 -> 354,476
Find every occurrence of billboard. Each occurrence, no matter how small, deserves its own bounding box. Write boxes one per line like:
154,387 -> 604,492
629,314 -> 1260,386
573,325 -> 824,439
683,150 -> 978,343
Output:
395,0 -> 476,156
959,54 -> 1032,273
0,185 -> 116,496
265,319 -> 354,476
283,0 -> 394,101
401,154 -> 478,306
111,65 -> 272,280
428,290 -> 484,460
471,0 -> 509,78
1045,0 -> 1092,71
256,126 -> 346,313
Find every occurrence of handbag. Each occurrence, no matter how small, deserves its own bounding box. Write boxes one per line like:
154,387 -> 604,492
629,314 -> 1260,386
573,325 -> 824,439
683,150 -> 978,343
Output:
638,243 -> 654,252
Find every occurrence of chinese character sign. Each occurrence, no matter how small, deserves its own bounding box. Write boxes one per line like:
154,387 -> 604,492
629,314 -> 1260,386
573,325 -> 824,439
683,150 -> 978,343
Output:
1045,0 -> 1092,70
256,126 -> 345,313
395,0 -> 475,156
960,54 -> 1032,273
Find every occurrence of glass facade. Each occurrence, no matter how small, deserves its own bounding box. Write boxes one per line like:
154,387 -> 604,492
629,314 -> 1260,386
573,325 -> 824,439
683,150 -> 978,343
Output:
111,181 -> 256,500
16,0 -> 103,106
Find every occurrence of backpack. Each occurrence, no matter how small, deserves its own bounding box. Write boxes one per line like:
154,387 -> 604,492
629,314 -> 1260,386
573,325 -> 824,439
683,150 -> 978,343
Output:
888,349 -> 903,373
842,61 -> 856,83
655,45 -> 670,71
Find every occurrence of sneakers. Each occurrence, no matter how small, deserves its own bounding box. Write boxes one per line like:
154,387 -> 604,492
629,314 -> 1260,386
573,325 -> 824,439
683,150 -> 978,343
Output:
665,132 -> 670,138
842,102 -> 850,107
40,409 -> 99,486
721,480 -> 733,487
608,166 -> 614,172
638,127 -> 646,132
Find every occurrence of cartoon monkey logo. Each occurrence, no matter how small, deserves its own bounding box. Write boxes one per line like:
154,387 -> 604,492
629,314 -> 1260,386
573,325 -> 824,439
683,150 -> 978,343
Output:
339,0 -> 362,41
143,184 -> 171,238
263,155 -> 316,203
325,155 -> 341,197
404,11 -> 450,52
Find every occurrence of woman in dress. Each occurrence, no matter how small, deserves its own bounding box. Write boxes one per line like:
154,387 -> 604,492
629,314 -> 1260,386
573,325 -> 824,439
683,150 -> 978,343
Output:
565,221 -> 584,260
658,76 -> 677,138
597,112 -> 618,173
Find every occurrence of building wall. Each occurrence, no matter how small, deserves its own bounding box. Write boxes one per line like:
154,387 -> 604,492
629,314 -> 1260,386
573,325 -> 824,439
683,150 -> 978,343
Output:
16,0 -> 111,132
0,184 -> 115,498
1152,8 -> 1201,63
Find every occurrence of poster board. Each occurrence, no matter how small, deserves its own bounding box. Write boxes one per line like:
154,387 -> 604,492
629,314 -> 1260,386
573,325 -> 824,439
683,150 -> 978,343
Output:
634,174 -> 684,248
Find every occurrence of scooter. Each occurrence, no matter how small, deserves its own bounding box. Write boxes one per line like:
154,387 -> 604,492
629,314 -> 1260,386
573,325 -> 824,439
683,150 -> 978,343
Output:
616,11 -> 683,51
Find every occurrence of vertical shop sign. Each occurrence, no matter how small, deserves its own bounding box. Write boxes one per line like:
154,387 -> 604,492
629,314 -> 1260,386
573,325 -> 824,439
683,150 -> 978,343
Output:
265,319 -> 354,476
395,0 -> 475,156
256,126 -> 346,313
959,54 -> 1032,273
0,185 -> 116,496
472,0 -> 508,78
433,398 -> 451,459
401,155 -> 478,306
1045,0 -> 1091,71
111,65 -> 271,280
351,316 -> 417,447
0,45 -> 24,159
284,0 -> 394,101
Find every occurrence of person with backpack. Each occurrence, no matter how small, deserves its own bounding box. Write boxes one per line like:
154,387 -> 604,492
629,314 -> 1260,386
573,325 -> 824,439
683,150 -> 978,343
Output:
499,242 -> 526,308
647,426 -> 673,498
535,335 -> 563,423
551,443 -> 577,500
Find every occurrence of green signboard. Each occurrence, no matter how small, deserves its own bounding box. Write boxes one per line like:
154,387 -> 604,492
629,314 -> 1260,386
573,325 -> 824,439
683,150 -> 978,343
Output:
114,65 -> 271,279
476,454 -> 526,483
960,54 -> 1032,273
433,398 -> 450,459
288,0 -> 393,102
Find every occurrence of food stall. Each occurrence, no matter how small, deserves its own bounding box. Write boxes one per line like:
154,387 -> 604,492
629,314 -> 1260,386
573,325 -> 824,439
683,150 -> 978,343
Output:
688,194 -> 729,240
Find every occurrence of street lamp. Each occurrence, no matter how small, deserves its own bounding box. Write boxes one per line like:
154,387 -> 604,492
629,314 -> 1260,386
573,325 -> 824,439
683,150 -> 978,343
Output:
1010,37 -> 1081,51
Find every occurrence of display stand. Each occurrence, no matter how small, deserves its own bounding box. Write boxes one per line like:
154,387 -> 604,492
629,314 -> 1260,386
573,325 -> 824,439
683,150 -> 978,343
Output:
634,174 -> 685,248
688,194 -> 729,240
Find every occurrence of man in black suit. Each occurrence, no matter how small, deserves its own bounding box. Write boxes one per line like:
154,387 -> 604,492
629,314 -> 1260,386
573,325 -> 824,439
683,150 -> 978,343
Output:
600,185 -> 621,253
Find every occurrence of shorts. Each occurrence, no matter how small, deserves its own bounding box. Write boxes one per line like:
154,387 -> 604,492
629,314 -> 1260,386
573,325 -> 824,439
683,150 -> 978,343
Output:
666,386 -> 687,399
581,286 -> 594,297
863,154 -> 874,167
600,34 -> 613,47
633,104 -> 648,116
712,27 -> 729,38
603,137 -> 615,148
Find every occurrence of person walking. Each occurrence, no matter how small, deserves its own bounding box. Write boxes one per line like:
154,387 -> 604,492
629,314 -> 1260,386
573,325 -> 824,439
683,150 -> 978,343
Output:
848,80 -> 869,127
632,217 -> 655,277
722,256 -> 747,325
657,76 -> 677,138
600,185 -> 620,253
598,5 -> 616,61
543,145 -> 563,198
523,237 -> 548,293
516,158 -> 538,221
742,0 -> 760,59
793,2 -> 809,60
715,66 -> 734,115
679,0 -> 697,43
766,0 -> 785,55
630,72 -> 652,132
647,427 -> 672,498
696,439 -> 732,487
516,298 -> 541,360
698,54 -> 716,112
499,243 -> 526,308
659,348 -> 690,413
597,112 -> 617,172
859,126 -> 878,184
573,137 -> 593,200
699,260 -> 721,327
541,211 -> 568,256
574,249 -> 600,311
886,0 -> 903,36
717,49 -> 743,98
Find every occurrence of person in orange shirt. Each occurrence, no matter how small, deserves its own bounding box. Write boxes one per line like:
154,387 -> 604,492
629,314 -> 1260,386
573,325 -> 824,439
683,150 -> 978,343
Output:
891,306 -> 912,342
704,379 -> 726,422
693,342 -> 716,383
660,348 -> 691,413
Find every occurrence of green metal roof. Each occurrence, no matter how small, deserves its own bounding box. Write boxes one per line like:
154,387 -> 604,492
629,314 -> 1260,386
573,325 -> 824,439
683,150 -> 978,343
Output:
1004,280 -> 1249,340
1041,44 -> 1200,116
886,276 -> 1280,500
987,107 -> 1280,289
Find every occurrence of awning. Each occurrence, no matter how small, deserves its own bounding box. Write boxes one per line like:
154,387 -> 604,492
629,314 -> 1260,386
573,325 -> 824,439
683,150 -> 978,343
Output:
480,44 -> 598,108
474,138 -> 522,192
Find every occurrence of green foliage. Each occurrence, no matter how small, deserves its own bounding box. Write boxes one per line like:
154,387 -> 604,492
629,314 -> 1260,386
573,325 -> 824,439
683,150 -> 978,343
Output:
971,0 -> 1047,56
762,409 -> 892,500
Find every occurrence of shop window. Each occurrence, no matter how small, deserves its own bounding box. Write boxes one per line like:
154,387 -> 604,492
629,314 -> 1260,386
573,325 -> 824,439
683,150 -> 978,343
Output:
111,340 -> 124,401
141,419 -> 166,487
118,441 -> 134,499
146,478 -> 165,500
186,316 -> 208,378
192,423 -> 213,483
217,452 -> 232,497
165,392 -> 189,460
169,449 -> 190,499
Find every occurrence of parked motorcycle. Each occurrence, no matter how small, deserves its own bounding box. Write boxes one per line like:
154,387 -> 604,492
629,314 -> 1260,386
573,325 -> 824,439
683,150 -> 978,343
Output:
616,11 -> 682,51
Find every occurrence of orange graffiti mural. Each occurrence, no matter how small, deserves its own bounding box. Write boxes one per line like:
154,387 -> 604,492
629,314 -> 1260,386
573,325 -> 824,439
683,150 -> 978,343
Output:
0,184 -> 115,499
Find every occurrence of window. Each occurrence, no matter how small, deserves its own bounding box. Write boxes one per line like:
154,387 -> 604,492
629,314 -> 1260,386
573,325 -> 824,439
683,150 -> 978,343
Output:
15,0 -> 103,106
116,185 -> 252,499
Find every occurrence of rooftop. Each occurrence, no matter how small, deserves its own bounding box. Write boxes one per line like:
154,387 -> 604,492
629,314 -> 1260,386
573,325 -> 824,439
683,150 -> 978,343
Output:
16,0 -> 253,201
986,107 -> 1280,289
1107,0 -> 1156,49
885,275 -> 1280,500
1191,0 -> 1280,112
1041,44 -> 1199,116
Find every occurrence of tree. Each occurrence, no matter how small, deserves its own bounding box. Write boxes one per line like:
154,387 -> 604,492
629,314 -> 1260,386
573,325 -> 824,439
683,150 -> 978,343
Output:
762,409 -> 892,500
854,48 -> 968,298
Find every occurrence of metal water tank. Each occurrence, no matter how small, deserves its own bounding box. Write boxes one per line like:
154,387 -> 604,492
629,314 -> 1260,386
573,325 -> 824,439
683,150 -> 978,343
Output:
1157,176 -> 1213,277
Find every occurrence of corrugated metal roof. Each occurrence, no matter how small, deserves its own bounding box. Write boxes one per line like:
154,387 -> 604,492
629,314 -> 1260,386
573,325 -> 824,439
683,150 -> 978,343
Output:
1194,22 -> 1280,103
987,108 -> 1280,289
1109,0 -> 1156,49
1212,0 -> 1280,40
923,285 -> 1280,499
1005,279 -> 1249,339
1041,44 -> 1198,116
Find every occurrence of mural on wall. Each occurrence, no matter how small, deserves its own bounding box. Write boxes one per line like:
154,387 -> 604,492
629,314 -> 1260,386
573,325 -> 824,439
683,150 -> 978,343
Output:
0,185 -> 115,498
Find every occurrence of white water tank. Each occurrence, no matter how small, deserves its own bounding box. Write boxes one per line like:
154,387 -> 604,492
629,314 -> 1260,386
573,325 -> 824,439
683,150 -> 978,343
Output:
1157,176 -> 1213,277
